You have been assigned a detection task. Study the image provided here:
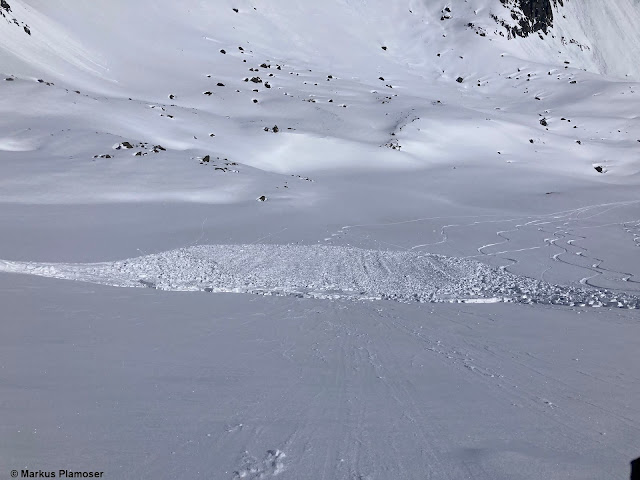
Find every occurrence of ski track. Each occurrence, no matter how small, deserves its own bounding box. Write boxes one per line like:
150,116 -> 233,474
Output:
1,243 -> 639,309
326,200 -> 640,294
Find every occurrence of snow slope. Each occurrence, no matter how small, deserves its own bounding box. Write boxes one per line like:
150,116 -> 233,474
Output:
1,1 -> 640,479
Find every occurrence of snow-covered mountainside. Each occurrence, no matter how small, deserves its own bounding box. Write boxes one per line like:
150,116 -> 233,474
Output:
0,0 -> 639,202
1,2 -> 640,480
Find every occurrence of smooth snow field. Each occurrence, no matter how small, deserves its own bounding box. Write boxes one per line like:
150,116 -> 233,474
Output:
1,0 -> 639,479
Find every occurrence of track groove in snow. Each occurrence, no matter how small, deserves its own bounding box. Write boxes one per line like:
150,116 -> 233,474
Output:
1,244 -> 638,308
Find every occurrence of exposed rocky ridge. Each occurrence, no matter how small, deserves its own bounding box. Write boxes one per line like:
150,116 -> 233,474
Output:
0,0 -> 31,35
494,0 -> 564,38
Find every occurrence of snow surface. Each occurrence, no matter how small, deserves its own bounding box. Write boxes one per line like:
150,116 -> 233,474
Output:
1,0 -> 639,479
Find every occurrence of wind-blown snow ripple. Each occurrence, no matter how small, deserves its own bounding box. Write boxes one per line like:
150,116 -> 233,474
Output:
1,244 -> 638,308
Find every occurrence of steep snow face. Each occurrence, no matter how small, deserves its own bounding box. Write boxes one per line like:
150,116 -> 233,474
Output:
552,0 -> 640,79
489,0 -> 640,79
1,0 -> 639,86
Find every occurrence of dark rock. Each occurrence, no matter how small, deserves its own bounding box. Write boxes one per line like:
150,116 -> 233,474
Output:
217,82 -> 225,86
456,77 -> 464,83
631,457 -> 640,480
381,46 -> 387,50
494,0 -> 563,38
594,165 -> 604,173
232,8 -> 238,12
202,155 -> 210,163
23,25 -> 30,35
5,77 -> 14,81
272,125 -> 279,133
122,142 -> 134,149
250,76 -> 262,83
220,49 -> 226,54
540,118 -> 548,127
257,195 -> 267,202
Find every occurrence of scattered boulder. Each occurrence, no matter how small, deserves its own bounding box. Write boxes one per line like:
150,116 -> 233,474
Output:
594,165 -> 604,173
272,125 -> 279,133
250,76 -> 262,83
456,76 -> 464,83
381,46 -> 387,51
217,82 -> 225,87
220,49 -> 226,54
202,155 -> 210,163
257,195 -> 267,202
540,118 -> 548,127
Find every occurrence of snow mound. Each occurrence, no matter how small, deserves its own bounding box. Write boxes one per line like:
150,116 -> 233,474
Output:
1,245 -> 638,308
